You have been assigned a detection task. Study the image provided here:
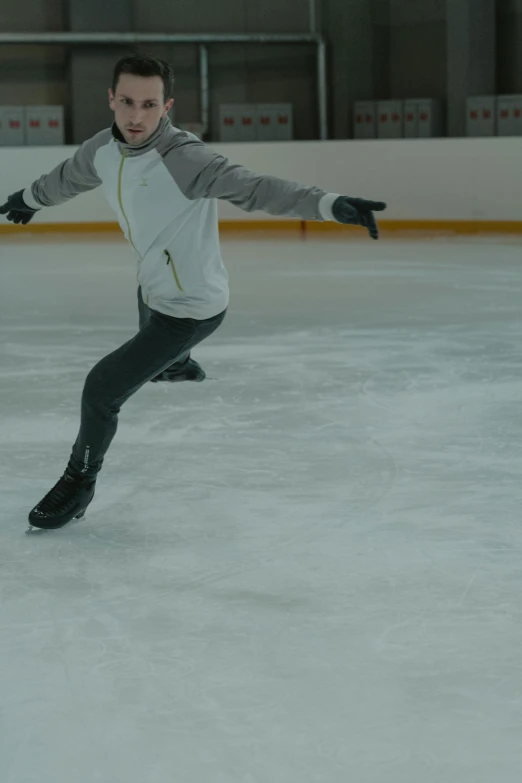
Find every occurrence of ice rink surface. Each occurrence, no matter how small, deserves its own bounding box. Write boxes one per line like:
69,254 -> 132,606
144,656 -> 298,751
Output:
1,233 -> 522,782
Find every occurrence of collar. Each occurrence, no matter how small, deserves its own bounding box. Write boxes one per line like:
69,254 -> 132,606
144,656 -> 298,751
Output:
112,115 -> 171,156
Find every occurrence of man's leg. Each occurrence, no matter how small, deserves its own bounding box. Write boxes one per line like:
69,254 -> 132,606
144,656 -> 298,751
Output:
28,298 -> 225,528
68,305 -> 225,478
138,286 -> 205,382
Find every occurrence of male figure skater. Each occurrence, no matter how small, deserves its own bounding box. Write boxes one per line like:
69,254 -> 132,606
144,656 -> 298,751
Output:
0,55 -> 386,529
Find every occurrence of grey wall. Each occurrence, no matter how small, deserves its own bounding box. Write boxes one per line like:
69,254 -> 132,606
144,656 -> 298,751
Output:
133,0 -> 313,33
498,0 -> 522,92
0,0 -> 521,141
0,0 -> 66,106
446,0 -> 496,136
321,0 -> 374,139
133,0 -> 318,141
68,0 -> 134,143
323,0 -> 447,137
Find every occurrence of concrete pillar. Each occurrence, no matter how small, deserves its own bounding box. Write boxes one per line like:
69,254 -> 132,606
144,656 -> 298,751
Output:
446,0 -> 496,137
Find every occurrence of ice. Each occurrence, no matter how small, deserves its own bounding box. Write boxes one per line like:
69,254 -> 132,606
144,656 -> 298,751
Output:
1,233 -> 522,782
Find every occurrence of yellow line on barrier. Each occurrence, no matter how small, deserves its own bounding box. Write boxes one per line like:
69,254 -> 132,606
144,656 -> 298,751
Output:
1,220 -> 522,236
0,222 -> 121,234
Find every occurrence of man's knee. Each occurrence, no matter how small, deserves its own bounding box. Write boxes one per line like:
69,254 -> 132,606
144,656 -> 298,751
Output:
82,365 -> 107,407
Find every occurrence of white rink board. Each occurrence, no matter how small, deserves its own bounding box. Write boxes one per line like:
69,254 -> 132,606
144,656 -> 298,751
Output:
1,136 -> 522,223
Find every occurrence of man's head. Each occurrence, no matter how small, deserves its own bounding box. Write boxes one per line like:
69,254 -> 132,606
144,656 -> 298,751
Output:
109,55 -> 175,146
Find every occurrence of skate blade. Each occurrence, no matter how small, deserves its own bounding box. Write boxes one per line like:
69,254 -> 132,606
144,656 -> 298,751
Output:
25,514 -> 85,535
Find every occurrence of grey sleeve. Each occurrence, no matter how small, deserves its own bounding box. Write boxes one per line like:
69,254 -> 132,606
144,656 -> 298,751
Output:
26,130 -> 111,208
164,136 -> 328,221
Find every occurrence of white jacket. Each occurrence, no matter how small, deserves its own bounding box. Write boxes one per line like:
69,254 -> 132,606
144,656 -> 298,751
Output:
25,117 -> 332,319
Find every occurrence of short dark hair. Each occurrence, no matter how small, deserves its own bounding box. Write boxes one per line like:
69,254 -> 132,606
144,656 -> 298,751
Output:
112,55 -> 175,102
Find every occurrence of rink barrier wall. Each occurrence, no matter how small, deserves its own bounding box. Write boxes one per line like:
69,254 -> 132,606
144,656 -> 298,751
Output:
2,137 -> 522,235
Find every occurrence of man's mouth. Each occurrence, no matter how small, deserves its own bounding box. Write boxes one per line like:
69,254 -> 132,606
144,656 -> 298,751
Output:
127,129 -> 143,135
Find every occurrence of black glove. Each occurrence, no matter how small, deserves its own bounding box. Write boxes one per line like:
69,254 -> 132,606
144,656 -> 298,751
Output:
332,196 -> 387,240
0,190 -> 38,225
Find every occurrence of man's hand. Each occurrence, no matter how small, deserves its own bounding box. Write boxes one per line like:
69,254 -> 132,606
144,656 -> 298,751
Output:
332,196 -> 387,240
0,190 -> 38,225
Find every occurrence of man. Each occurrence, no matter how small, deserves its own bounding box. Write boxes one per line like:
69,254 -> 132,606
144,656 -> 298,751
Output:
0,55 -> 387,530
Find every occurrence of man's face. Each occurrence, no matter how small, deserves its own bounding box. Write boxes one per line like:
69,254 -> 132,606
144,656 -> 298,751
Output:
108,73 -> 174,146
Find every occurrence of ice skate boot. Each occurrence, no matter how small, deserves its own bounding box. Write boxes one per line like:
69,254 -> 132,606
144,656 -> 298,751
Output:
28,470 -> 96,530
151,357 -> 205,383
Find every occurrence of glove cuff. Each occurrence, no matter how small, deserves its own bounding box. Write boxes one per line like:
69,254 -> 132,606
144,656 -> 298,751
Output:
318,192 -> 342,222
22,187 -> 42,211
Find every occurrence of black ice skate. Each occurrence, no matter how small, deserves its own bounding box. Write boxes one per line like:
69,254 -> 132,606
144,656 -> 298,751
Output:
28,470 -> 96,530
151,357 -> 206,383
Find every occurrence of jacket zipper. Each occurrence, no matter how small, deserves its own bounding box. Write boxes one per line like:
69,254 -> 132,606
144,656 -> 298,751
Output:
117,149 -> 139,257
165,250 -> 183,291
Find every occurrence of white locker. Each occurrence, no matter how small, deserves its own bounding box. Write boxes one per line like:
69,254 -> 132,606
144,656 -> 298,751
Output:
25,106 -> 64,145
256,105 -> 275,141
377,100 -> 403,139
496,95 -> 522,137
404,99 -> 443,138
353,101 -> 376,139
417,99 -> 443,138
220,103 -> 293,142
466,96 -> 496,137
178,122 -> 205,140
254,104 -> 293,142
267,104 -> 293,141
235,105 -> 257,142
219,104 -> 257,142
404,100 -> 419,139
0,107 -> 25,146
219,105 -> 240,142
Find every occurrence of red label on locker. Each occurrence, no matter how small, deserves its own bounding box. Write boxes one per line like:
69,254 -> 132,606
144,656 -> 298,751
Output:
356,114 -> 362,124
260,116 -> 270,125
380,114 -> 388,123
30,119 -> 41,128
501,110 -> 509,118
48,119 -> 59,128
223,117 -> 234,125
365,114 -> 372,123
278,116 -> 288,124
420,112 -> 428,121
482,109 -> 491,119
470,111 -> 478,120
242,117 -> 253,125
9,120 -> 21,128
515,109 -> 521,118
392,113 -> 400,122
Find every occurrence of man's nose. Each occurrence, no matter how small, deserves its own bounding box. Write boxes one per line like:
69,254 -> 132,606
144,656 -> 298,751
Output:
130,108 -> 145,125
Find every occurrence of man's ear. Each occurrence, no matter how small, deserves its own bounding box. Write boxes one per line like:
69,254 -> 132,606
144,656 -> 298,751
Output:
163,98 -> 174,116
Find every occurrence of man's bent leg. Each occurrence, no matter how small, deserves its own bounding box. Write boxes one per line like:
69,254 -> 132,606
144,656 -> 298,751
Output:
137,286 -> 205,383
68,307 -> 225,477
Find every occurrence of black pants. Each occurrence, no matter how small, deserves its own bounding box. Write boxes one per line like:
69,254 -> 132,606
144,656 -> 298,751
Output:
67,287 -> 226,478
